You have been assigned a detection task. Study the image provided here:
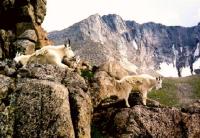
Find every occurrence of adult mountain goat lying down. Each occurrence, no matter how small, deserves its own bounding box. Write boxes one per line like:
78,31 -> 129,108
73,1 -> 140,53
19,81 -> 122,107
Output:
115,74 -> 162,107
14,43 -> 75,68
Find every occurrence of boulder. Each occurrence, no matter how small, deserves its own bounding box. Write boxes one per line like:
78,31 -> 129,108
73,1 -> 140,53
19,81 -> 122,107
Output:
0,59 -> 17,77
182,100 -> 200,114
15,79 -> 75,138
13,39 -> 35,55
23,64 -> 67,82
18,29 -> 37,42
97,59 -> 129,80
62,71 -> 92,138
91,60 -> 131,107
0,74 -> 15,100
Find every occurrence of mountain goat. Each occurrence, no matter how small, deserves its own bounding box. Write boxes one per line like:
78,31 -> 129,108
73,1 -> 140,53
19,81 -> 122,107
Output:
14,52 -> 32,66
116,74 -> 162,107
14,41 -> 75,68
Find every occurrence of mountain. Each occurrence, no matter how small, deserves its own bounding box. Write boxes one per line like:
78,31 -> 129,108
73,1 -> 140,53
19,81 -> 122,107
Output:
48,14 -> 200,77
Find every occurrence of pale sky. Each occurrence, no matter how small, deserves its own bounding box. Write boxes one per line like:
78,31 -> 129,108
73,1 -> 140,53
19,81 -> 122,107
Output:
42,0 -> 200,32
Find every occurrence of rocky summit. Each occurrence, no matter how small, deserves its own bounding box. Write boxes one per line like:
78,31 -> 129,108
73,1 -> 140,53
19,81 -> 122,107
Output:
0,59 -> 200,138
48,14 -> 200,77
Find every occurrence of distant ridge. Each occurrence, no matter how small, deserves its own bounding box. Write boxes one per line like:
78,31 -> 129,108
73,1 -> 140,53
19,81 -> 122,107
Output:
48,14 -> 200,77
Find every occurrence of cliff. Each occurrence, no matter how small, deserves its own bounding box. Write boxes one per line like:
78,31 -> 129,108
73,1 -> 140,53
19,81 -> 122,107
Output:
0,0 -> 51,59
48,14 -> 200,77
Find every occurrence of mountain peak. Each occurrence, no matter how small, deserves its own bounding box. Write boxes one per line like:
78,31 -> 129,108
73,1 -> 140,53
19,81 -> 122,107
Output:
87,13 -> 101,20
48,14 -> 200,77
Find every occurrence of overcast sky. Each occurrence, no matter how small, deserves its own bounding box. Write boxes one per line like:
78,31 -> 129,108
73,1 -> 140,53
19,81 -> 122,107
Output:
42,0 -> 200,32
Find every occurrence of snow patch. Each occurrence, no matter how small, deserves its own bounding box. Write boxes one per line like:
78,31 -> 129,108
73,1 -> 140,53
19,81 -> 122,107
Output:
157,62 -> 179,77
193,58 -> 200,71
194,43 -> 200,57
131,40 -> 138,50
172,44 -> 178,66
157,58 -> 200,77
180,47 -> 183,53
181,67 -> 192,77
172,44 -> 178,55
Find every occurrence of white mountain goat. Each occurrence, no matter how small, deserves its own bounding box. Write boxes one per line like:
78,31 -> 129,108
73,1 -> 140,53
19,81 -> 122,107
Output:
116,74 -> 162,107
14,41 -> 75,68
14,52 -> 32,66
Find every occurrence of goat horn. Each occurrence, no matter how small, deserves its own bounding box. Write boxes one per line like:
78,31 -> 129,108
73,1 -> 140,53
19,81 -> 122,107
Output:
68,39 -> 71,46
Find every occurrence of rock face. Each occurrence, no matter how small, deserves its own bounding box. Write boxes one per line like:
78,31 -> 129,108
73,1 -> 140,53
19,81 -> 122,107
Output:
62,70 -> 92,138
0,60 -> 200,138
0,0 -> 51,59
48,14 -> 200,76
92,105 -> 200,138
0,61 -> 91,138
15,79 -> 75,138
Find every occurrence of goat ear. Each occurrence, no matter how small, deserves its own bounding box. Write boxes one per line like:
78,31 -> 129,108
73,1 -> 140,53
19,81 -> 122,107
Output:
16,52 -> 21,57
64,43 -> 69,48
64,38 -> 70,47
158,76 -> 162,80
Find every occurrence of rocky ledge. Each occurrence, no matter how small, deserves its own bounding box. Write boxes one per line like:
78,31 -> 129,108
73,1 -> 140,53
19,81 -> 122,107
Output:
0,59 -> 199,138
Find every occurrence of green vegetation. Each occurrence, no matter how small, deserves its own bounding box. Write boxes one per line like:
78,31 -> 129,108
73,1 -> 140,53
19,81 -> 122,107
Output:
148,75 -> 200,107
186,75 -> 200,99
148,78 -> 179,107
81,69 -> 94,80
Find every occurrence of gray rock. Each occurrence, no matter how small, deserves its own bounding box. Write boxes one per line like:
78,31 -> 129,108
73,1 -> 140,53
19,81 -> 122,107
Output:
15,79 -> 75,138
13,39 -> 35,54
92,105 -> 200,137
62,70 -> 92,138
0,29 -> 15,59
4,66 -> 16,77
69,88 -> 92,138
182,100 -> 200,114
0,75 -> 15,137
25,64 -> 66,82
0,74 -> 15,100
18,29 -> 37,42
